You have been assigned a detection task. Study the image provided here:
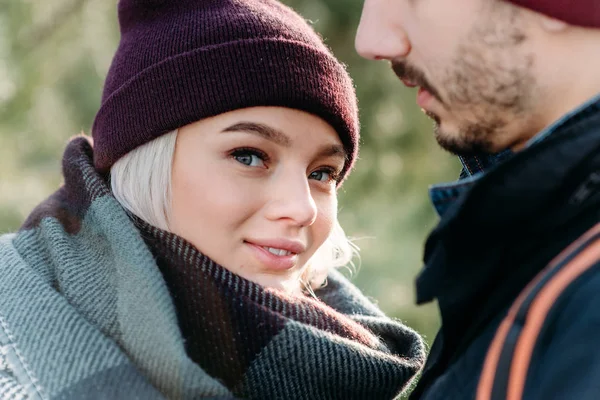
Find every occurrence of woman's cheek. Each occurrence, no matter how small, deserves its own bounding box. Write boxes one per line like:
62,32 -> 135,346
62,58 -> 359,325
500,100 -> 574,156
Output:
314,198 -> 337,242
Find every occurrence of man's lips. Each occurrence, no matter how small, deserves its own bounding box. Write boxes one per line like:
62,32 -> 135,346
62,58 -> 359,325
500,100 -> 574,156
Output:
401,78 -> 418,88
399,78 -> 438,108
417,87 -> 434,108
392,61 -> 442,107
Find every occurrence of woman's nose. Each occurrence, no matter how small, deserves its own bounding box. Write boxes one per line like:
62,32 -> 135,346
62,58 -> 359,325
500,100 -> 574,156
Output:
265,176 -> 318,228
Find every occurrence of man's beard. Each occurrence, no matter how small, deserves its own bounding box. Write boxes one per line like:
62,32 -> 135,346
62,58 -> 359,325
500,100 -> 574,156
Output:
432,115 -> 499,156
390,6 -> 534,156
423,110 -> 495,156
435,42 -> 534,156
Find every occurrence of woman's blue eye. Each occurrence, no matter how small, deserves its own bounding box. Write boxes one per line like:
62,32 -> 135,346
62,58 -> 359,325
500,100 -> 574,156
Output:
310,170 -> 332,182
232,150 -> 266,167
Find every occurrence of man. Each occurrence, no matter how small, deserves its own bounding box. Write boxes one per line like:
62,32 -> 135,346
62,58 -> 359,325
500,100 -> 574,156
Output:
355,1 -> 600,399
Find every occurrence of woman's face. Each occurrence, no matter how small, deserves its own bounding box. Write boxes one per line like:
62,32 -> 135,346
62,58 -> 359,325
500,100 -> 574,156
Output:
170,106 -> 346,294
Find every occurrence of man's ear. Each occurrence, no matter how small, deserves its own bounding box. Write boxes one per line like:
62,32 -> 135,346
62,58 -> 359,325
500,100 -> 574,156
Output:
538,14 -> 569,33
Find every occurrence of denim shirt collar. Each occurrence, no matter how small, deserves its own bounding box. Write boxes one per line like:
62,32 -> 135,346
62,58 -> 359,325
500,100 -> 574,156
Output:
429,92 -> 600,217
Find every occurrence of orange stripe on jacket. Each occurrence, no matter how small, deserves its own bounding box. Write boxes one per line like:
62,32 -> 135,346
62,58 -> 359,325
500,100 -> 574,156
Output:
477,223 -> 600,400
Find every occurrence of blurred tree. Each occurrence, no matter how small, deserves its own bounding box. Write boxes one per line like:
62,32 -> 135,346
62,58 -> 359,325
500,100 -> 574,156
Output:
0,0 -> 460,344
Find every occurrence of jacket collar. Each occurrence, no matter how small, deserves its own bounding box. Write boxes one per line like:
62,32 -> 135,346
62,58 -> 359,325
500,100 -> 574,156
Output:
417,94 -> 600,327
430,93 -> 600,217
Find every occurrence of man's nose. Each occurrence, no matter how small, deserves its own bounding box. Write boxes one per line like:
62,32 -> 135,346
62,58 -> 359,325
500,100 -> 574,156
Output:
355,0 -> 411,61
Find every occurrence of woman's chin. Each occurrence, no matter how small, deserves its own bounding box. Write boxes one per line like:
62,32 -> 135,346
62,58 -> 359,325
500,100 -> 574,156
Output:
252,274 -> 303,295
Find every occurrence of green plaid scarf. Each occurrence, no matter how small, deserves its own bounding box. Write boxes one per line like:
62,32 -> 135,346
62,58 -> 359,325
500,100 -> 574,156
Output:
0,137 -> 424,399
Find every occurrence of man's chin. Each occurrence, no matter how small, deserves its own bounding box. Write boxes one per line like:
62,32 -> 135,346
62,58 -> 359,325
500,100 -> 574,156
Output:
424,110 -> 441,125
433,125 -> 494,157
422,111 -> 479,155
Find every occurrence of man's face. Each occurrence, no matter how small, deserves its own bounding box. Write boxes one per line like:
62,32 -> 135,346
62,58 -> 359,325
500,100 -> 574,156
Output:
356,0 -> 543,155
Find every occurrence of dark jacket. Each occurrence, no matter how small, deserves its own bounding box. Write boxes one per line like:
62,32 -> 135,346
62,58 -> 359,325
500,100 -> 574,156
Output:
411,95 -> 600,399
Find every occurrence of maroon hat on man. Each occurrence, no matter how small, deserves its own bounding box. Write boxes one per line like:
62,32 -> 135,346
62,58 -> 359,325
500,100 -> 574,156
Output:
92,0 -> 359,181
507,0 -> 600,28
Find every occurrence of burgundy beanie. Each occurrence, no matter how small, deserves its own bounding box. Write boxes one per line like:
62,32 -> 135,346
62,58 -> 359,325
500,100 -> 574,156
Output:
506,0 -> 600,28
92,0 -> 359,180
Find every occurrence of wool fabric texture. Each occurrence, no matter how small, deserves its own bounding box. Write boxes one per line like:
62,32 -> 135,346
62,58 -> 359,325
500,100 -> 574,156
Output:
0,137 -> 425,399
92,0 -> 359,181
507,0 -> 600,27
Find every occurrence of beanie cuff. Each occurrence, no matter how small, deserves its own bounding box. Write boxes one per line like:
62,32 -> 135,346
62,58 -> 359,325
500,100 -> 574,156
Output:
508,0 -> 600,28
92,38 -> 358,178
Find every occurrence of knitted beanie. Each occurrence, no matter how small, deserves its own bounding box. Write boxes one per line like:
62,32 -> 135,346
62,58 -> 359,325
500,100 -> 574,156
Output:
506,0 -> 600,28
92,0 -> 359,180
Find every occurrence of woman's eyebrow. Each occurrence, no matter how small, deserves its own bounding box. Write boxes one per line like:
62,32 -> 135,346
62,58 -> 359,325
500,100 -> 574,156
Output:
221,122 -> 291,147
316,144 -> 347,162
221,122 -> 347,160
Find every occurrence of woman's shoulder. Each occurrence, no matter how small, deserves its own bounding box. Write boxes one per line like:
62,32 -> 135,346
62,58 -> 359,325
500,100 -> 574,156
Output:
0,232 -> 21,271
0,229 -> 168,400
0,230 -> 50,312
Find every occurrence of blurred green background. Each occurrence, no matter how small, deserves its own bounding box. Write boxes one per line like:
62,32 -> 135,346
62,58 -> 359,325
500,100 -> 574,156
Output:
0,0 -> 460,345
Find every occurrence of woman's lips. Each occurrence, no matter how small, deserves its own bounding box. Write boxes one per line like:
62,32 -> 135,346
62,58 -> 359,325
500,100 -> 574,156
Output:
244,240 -> 303,271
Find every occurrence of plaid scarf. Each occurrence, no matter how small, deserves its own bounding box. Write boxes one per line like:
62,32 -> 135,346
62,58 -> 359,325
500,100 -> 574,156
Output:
0,137 -> 424,399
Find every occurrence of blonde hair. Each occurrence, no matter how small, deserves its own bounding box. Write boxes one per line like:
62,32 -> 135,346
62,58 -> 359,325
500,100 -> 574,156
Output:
110,130 -> 357,290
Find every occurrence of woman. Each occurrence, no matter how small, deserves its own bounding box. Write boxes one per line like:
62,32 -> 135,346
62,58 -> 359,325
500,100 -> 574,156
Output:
0,0 -> 424,399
